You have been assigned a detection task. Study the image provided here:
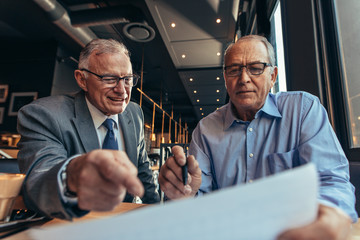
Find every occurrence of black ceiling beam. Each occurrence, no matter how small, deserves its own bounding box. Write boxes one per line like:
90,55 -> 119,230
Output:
69,6 -> 146,27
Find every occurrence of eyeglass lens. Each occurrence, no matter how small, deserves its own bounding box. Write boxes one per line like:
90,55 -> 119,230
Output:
101,75 -> 138,87
82,69 -> 138,87
225,63 -> 267,76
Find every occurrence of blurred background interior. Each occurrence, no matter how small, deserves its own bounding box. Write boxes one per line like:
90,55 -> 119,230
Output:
0,0 -> 359,191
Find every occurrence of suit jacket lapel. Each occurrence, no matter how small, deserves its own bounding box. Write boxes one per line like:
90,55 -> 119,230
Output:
119,109 -> 137,166
72,91 -> 99,153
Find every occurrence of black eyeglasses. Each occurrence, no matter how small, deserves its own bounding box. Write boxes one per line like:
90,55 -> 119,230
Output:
224,62 -> 272,77
80,69 -> 139,87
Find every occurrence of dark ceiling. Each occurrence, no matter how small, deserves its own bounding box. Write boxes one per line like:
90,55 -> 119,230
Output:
0,0 -> 243,135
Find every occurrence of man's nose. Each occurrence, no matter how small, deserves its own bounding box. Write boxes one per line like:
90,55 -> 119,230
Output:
113,79 -> 126,92
238,67 -> 251,83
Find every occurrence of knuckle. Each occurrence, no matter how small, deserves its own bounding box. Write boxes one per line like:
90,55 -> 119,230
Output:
77,198 -> 91,210
160,181 -> 171,192
87,149 -> 100,159
77,169 -> 90,185
192,158 -> 199,168
101,163 -> 115,178
163,169 -> 173,180
108,195 -> 123,208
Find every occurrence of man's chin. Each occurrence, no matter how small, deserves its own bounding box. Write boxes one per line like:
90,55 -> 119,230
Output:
107,105 -> 127,115
232,99 -> 255,109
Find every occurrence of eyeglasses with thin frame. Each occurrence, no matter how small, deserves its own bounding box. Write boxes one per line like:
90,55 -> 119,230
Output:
80,69 -> 139,87
223,62 -> 272,77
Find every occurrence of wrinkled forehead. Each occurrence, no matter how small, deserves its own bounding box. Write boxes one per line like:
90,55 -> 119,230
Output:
90,51 -> 130,63
89,51 -> 132,72
224,39 -> 269,65
91,49 -> 130,60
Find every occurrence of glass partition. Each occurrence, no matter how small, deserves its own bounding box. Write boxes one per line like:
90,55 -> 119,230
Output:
333,0 -> 360,148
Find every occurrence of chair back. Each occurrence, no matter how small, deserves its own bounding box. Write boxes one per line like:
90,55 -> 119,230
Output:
0,159 -> 20,173
349,161 -> 360,215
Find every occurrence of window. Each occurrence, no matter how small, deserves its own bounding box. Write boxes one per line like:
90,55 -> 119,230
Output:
270,2 -> 287,93
333,0 -> 360,148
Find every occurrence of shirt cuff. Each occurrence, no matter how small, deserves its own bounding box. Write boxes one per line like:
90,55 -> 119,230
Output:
57,154 -> 89,218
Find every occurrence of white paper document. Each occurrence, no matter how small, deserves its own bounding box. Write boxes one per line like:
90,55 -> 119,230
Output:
30,163 -> 319,240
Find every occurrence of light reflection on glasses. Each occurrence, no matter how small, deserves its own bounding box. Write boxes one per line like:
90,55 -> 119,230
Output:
224,62 -> 272,76
81,68 -> 139,87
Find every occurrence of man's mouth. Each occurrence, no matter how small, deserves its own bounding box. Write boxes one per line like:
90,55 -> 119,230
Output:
108,96 -> 127,102
236,90 -> 254,94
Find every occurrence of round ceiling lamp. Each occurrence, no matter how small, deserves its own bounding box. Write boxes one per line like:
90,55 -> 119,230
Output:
123,22 -> 155,42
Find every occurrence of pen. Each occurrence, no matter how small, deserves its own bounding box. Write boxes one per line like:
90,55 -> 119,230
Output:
182,163 -> 188,185
182,146 -> 188,185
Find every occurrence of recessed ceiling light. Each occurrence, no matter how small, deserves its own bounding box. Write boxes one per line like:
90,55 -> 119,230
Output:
216,90 -> 220,93
216,18 -> 221,24
216,77 -> 220,80
216,108 -> 219,110
194,90 -> 197,93
189,78 -> 193,82
217,52 -> 221,56
201,113 -> 204,115
216,99 -> 219,102
197,99 -> 200,102
200,108 -> 202,110
358,116 -> 360,120
181,54 -> 186,58
171,23 -> 176,28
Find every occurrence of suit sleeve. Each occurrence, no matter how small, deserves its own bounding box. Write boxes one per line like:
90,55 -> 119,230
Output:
133,104 -> 160,204
17,102 -> 79,220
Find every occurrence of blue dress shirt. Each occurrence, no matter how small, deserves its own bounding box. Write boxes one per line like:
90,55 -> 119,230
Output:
189,91 -> 358,222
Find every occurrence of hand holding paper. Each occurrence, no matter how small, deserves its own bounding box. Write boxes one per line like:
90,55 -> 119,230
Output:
277,204 -> 352,240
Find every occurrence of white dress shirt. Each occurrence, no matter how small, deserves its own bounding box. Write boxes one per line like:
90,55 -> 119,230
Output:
85,97 -> 125,151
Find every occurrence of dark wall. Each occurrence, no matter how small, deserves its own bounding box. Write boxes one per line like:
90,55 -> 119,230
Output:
0,40 -> 57,132
281,0 -> 321,98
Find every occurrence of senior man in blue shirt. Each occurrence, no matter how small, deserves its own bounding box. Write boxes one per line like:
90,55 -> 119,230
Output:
158,35 -> 357,239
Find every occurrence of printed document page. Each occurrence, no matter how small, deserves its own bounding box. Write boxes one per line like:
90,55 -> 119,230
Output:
30,163 -> 318,240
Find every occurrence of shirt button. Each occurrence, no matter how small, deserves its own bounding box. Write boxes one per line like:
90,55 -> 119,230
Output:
249,127 -> 253,132
249,153 -> 254,158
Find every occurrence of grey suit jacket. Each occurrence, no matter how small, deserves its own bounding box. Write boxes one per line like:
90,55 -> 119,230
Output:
17,91 -> 159,219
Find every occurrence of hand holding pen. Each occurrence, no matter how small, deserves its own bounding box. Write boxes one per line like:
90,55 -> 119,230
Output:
158,145 -> 202,200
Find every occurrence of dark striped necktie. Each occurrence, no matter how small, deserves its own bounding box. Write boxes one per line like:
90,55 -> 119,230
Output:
102,118 -> 118,150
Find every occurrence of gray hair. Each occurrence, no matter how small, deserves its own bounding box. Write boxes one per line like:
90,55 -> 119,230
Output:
223,35 -> 276,67
78,38 -> 130,69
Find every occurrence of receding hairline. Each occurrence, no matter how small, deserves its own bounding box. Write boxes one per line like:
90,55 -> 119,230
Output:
78,38 -> 131,69
224,35 -> 276,66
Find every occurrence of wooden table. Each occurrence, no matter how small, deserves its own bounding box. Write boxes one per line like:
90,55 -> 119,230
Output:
4,202 -> 146,240
41,202 -> 146,227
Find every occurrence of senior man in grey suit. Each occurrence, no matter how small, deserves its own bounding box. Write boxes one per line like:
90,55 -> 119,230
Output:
17,39 -> 160,220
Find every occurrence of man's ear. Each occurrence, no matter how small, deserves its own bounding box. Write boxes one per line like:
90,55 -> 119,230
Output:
223,71 -> 228,90
74,70 -> 88,92
270,66 -> 278,88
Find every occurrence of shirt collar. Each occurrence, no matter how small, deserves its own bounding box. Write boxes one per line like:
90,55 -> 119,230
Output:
224,102 -> 239,130
85,97 -> 119,130
257,93 -> 282,119
223,93 -> 282,130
